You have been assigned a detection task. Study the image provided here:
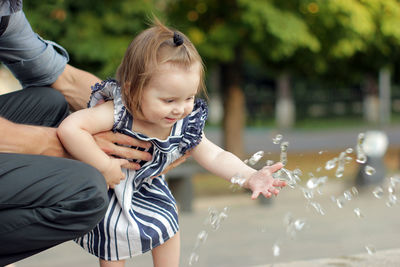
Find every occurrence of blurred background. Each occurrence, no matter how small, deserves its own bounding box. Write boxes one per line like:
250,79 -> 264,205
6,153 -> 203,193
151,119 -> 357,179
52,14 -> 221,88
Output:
1,0 -> 400,197
3,1 -> 400,266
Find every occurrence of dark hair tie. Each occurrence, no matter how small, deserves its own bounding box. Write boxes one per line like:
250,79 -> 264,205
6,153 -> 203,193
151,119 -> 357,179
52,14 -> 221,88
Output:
173,32 -> 184,46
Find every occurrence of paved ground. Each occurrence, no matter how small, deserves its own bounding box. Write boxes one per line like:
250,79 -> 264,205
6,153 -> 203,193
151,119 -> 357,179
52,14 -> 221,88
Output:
11,125 -> 400,266
14,178 -> 400,267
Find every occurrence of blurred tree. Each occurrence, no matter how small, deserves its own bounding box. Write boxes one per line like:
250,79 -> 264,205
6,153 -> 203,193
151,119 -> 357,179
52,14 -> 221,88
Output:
166,0 -> 320,154
300,0 -> 400,125
24,0 -> 164,78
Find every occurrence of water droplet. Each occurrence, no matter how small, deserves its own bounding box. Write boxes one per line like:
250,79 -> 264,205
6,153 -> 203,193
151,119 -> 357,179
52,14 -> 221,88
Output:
325,158 -> 337,170
272,244 -> 280,257
302,188 -> 314,200
372,186 -> 384,199
316,167 -> 322,172
390,176 -> 400,186
335,152 -> 346,178
294,219 -> 306,231
365,245 -> 376,255
346,148 -> 354,154
386,194 -> 397,207
354,208 -> 364,218
388,185 -> 395,194
336,197 -> 345,208
266,160 -> 274,166
248,151 -> 264,166
351,186 -> 359,197
196,230 -> 208,244
272,134 -> 283,144
318,150 -> 325,155
188,252 -> 199,265
356,133 -> 367,164
283,212 -> 294,226
310,201 -> 325,215
364,165 -> 376,176
343,190 -> 352,201
306,178 -> 318,189
293,168 -> 303,176
280,142 -> 289,166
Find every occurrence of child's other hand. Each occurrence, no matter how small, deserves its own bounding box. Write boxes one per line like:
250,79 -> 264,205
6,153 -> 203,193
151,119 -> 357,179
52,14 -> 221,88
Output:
244,162 -> 287,200
102,158 -> 129,189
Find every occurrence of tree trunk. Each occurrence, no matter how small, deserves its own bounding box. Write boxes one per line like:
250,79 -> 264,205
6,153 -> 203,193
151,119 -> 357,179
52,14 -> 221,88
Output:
275,72 -> 295,129
379,67 -> 391,125
363,74 -> 379,123
220,56 -> 245,158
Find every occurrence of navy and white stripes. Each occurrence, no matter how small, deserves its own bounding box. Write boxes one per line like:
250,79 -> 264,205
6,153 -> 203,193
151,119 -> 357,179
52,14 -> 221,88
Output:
76,80 -> 208,261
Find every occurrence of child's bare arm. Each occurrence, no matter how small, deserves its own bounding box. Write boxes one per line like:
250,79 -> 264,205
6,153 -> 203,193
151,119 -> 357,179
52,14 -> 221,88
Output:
191,133 -> 286,199
57,101 -> 128,188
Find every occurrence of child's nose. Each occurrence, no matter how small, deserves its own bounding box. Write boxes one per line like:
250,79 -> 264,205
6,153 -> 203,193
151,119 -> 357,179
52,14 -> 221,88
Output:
172,104 -> 184,115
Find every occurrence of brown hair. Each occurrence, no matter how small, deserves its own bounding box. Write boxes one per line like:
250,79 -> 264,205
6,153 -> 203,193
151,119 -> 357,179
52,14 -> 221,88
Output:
116,18 -> 206,115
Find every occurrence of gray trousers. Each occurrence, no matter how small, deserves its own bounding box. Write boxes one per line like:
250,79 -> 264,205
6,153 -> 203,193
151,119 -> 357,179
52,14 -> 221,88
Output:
0,87 -> 109,265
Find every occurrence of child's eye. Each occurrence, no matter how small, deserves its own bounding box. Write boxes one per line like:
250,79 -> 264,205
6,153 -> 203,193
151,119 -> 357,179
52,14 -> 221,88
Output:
163,99 -> 174,103
186,96 -> 195,101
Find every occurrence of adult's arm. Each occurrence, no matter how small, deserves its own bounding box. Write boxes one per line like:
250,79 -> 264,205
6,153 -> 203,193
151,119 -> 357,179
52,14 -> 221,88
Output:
51,64 -> 101,111
0,117 -> 152,168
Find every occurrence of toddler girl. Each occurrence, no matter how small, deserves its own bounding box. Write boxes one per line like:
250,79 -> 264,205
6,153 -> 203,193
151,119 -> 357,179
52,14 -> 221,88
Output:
58,19 -> 286,267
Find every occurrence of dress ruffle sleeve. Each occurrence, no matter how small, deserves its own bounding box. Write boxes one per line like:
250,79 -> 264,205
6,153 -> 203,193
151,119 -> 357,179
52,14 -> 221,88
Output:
87,78 -> 128,131
178,98 -> 208,154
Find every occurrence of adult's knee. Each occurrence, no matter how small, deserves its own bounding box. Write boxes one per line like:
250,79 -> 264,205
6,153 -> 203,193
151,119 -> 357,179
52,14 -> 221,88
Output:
65,161 -> 109,234
0,86 -> 69,126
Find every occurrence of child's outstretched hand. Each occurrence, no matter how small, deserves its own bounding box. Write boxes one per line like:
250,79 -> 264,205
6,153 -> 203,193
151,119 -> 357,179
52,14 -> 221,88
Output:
244,162 -> 286,200
102,158 -> 129,189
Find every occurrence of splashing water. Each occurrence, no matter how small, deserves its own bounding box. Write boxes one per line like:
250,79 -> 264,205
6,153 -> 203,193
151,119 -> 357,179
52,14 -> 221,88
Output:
356,133 -> 367,164
325,158 -> 337,170
188,252 -> 199,266
274,167 -> 301,188
365,245 -> 376,255
272,134 -> 283,144
306,176 -> 328,189
353,208 -> 364,218
309,201 -> 325,215
335,152 -> 346,178
372,186 -> 384,199
364,165 -> 376,176
266,160 -> 274,166
194,230 -> 208,248
272,243 -> 280,257
230,174 -> 246,192
248,151 -> 264,166
280,142 -> 289,166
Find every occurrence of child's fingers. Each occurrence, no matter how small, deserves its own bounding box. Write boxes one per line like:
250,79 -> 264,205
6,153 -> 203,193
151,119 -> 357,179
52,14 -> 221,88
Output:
268,162 -> 284,173
251,190 -> 261,200
268,187 -> 280,196
262,190 -> 272,198
273,179 -> 287,187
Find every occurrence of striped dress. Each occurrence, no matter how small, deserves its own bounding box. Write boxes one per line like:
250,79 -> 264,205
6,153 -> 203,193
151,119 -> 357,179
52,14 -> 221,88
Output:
75,79 -> 208,261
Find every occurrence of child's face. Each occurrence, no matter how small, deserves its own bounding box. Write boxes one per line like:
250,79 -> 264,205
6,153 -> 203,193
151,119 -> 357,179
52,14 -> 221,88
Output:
139,62 -> 201,130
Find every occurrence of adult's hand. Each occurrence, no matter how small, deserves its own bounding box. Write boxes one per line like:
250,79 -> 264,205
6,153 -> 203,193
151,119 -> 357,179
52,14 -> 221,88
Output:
93,131 -> 152,170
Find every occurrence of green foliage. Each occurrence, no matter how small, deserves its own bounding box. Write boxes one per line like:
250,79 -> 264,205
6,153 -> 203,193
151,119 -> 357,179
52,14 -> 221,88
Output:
24,0 -> 163,78
22,0 -> 400,87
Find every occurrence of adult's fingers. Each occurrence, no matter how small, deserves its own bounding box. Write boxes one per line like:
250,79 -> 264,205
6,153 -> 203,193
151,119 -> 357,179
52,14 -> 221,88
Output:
94,131 -> 152,162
